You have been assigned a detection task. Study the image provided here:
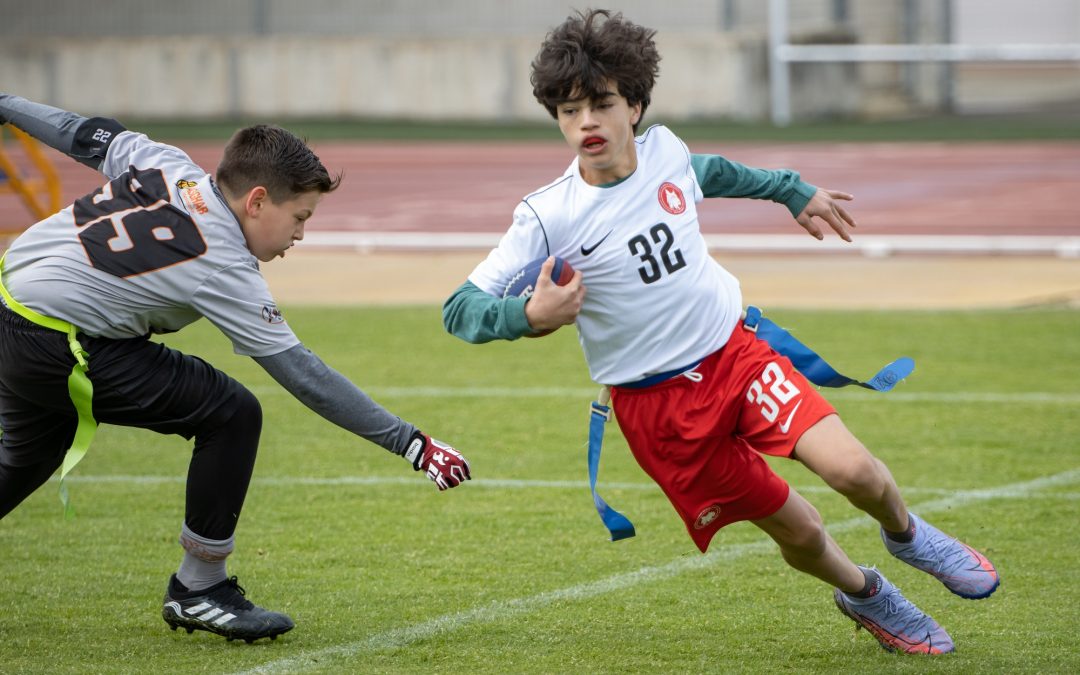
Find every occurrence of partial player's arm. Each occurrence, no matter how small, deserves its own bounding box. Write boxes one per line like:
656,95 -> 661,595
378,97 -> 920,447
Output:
443,281 -> 533,343
254,345 -> 470,490
443,257 -> 583,343
0,93 -> 125,170
690,153 -> 856,240
445,201 -> 583,343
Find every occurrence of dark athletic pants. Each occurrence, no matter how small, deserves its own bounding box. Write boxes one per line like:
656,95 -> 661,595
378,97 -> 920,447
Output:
0,303 -> 261,539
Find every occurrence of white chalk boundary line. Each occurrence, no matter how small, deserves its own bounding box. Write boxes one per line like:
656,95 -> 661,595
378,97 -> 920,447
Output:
233,467 -> 1080,675
57,474 -> 1080,502
248,386 -> 1080,405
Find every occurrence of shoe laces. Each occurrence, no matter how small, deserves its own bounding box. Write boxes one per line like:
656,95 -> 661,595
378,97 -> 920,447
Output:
908,533 -> 946,570
910,528 -> 974,577
208,576 -> 255,612
876,587 -> 935,636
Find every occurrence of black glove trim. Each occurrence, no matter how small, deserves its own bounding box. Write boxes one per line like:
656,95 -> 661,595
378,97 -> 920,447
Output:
403,431 -> 426,471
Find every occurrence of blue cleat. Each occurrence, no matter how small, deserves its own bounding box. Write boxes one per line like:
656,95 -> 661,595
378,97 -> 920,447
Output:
834,569 -> 954,654
883,513 -> 1000,599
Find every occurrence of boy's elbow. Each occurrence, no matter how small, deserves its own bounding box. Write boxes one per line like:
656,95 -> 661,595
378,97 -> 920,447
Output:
441,297 -> 480,343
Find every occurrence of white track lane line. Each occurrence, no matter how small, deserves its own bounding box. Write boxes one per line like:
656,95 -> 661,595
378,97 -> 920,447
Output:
233,467 -> 1080,675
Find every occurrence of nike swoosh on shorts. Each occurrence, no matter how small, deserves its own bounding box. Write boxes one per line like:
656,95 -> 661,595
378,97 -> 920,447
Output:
778,400 -> 803,434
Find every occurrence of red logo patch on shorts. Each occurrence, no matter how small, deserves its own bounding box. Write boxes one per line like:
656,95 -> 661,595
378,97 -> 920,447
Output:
694,505 -> 722,530
658,182 -> 686,215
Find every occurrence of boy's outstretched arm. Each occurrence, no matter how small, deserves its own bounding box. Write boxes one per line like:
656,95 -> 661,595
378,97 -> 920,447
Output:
0,93 -> 126,170
690,153 -> 856,240
254,344 -> 470,491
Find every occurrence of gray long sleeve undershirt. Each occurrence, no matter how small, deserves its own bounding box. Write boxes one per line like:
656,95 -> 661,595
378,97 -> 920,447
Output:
0,93 -> 124,169
254,344 -> 417,456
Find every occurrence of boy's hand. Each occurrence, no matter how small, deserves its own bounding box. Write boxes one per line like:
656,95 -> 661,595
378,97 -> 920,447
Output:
795,188 -> 857,242
524,256 -> 585,333
404,432 -> 472,490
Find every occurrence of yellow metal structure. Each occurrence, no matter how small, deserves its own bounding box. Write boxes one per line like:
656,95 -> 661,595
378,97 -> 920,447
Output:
0,125 -> 62,226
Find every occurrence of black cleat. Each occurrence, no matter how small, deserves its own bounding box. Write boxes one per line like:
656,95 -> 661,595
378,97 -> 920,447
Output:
162,574 -> 294,642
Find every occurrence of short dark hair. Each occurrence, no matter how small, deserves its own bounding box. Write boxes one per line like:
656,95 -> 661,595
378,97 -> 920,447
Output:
216,125 -> 341,202
530,9 -> 660,132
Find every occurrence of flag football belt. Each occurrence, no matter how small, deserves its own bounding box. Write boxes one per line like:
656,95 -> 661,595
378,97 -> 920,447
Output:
0,255 -> 97,517
586,305 -> 915,542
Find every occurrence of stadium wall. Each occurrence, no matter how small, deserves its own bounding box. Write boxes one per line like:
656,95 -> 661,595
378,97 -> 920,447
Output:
1,0 -> 1076,122
0,33 -> 857,122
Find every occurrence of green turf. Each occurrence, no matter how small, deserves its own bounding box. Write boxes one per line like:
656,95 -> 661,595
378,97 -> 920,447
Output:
118,112 -> 1080,143
1,306 -> 1078,673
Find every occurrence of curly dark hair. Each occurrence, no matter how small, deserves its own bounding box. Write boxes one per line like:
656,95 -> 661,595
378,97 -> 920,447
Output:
530,9 -> 660,132
216,125 -> 341,203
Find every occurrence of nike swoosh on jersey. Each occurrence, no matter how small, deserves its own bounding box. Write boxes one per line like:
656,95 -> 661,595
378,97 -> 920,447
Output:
778,400 -> 803,434
580,230 -> 613,256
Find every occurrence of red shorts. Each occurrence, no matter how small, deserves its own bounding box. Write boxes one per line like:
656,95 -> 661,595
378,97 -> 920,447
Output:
610,323 -> 836,552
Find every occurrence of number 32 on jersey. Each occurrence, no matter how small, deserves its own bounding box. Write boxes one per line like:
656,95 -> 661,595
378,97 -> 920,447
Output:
628,222 -> 686,284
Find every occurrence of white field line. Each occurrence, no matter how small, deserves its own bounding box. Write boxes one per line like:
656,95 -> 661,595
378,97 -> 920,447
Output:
248,386 -> 1080,405
56,474 -> 1080,501
233,467 -> 1080,675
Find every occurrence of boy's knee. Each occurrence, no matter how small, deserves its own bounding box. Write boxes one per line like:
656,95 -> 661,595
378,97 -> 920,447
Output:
231,384 -> 262,425
781,518 -> 828,558
821,448 -> 882,496
768,499 -> 827,555
200,379 -> 261,432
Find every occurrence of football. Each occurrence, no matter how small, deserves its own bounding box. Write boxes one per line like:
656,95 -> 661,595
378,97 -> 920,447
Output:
503,256 -> 575,337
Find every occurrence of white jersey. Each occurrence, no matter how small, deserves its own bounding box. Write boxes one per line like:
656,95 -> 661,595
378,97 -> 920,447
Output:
469,125 -> 742,385
3,130 -> 299,357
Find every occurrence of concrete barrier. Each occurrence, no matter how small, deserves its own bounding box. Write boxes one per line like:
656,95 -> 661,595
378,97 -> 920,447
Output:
0,33 -> 854,121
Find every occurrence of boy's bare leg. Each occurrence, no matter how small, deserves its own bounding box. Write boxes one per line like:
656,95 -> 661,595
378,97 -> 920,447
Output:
751,488 -> 863,591
793,413 -> 999,600
753,488 -> 954,654
792,414 -> 909,533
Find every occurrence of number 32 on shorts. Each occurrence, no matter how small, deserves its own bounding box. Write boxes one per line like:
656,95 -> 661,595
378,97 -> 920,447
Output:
746,362 -> 800,423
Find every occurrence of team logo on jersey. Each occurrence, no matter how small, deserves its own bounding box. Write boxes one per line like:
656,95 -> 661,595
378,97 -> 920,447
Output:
694,505 -> 722,530
658,182 -> 686,215
177,179 -> 209,215
261,305 -> 285,324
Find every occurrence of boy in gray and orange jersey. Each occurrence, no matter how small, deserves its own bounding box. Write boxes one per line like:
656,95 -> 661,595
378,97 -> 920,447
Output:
0,93 -> 471,643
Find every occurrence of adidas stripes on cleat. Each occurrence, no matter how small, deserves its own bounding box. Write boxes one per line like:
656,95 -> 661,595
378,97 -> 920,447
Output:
883,513 -> 1000,599
162,574 -> 294,643
833,570 -> 954,655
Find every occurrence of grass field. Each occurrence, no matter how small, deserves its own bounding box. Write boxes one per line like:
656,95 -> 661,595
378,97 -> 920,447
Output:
1,306 -> 1078,673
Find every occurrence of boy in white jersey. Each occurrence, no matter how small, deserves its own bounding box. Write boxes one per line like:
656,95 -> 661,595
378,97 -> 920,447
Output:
0,94 -> 471,643
444,9 -> 997,655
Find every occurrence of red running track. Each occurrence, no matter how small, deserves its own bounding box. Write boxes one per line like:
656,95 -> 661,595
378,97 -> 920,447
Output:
2,139 -> 1078,237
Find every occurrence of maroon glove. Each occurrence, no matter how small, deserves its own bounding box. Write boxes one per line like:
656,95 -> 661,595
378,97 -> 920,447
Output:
404,432 -> 471,490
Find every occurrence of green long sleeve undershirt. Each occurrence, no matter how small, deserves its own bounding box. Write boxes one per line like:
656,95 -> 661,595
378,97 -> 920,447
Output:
443,153 -> 817,344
